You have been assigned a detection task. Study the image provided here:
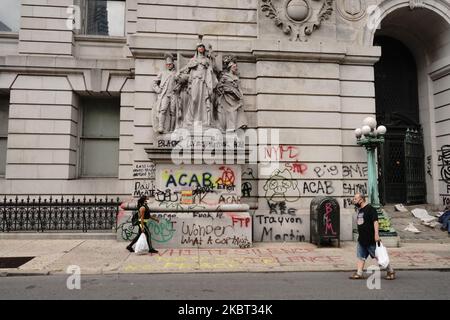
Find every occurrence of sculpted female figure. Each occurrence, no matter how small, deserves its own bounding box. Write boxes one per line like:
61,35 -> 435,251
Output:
180,36 -> 218,128
216,55 -> 248,132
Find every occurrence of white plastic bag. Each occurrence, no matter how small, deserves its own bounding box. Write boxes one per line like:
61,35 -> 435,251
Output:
134,233 -> 149,255
375,241 -> 390,269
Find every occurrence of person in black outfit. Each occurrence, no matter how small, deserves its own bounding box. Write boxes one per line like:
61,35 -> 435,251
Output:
126,195 -> 159,254
349,193 -> 395,280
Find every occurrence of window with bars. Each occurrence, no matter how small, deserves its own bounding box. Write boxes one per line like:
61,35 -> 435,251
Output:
80,98 -> 120,177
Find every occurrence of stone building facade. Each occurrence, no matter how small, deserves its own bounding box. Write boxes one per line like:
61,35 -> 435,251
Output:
0,0 -> 449,244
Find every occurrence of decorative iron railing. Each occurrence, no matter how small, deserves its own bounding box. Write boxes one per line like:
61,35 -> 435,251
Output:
0,196 -> 121,232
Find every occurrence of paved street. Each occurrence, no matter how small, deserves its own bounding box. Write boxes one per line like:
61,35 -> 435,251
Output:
1,271 -> 449,300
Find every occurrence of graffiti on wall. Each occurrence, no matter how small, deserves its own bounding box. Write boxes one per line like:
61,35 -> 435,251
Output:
133,180 -> 156,198
117,211 -> 252,248
133,163 -> 156,179
155,165 -> 241,205
438,145 -> 450,207
263,169 -> 301,203
426,155 -> 432,178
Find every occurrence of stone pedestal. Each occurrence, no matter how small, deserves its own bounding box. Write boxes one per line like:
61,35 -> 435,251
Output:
118,132 -> 252,248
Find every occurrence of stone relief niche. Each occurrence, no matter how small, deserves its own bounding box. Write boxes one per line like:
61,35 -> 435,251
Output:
336,0 -> 367,21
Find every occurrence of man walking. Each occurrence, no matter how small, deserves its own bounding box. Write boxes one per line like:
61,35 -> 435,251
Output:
349,193 -> 396,280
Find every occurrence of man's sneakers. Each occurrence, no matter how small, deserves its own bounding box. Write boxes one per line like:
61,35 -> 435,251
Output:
149,248 -> 159,254
126,245 -> 134,253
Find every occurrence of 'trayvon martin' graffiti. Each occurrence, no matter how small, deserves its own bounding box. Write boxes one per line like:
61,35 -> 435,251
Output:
178,304 -> 273,317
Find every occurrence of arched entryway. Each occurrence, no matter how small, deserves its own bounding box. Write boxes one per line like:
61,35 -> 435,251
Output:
369,2 -> 450,206
374,35 -> 425,204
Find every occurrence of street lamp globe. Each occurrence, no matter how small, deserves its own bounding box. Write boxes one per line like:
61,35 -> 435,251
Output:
363,117 -> 377,130
361,125 -> 371,136
354,128 -> 362,138
377,125 -> 387,136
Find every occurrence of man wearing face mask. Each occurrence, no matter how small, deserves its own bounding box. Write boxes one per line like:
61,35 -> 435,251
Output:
349,193 -> 396,280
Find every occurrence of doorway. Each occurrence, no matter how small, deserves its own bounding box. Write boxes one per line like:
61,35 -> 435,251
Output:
374,36 -> 426,204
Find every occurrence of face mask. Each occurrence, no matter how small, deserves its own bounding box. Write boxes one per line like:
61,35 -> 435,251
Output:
354,201 -> 361,208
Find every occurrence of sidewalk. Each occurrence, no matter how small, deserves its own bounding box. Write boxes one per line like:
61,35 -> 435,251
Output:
1,240 -> 450,276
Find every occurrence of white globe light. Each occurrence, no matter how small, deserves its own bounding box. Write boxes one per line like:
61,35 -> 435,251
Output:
363,117 -> 377,129
354,128 -> 362,138
361,125 -> 371,136
377,125 -> 387,135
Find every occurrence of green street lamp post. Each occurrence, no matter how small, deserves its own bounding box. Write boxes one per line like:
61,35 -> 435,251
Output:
355,117 -> 397,236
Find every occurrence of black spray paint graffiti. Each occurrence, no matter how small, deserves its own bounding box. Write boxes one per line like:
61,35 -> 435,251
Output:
241,182 -> 252,197
260,228 -> 306,242
242,167 -> 256,179
263,169 -> 301,203
303,180 -> 334,195
117,216 -> 138,241
133,181 -> 155,198
438,145 -> 450,183
267,200 -> 296,216
180,221 -> 250,248
155,189 -> 180,202
342,182 -> 367,195
313,164 -> 368,179
426,155 -> 432,178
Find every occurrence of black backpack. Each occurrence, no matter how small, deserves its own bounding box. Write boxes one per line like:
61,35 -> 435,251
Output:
131,209 -> 140,226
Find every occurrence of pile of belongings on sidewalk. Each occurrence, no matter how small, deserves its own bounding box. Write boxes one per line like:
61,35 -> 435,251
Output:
411,208 -> 441,228
437,206 -> 450,234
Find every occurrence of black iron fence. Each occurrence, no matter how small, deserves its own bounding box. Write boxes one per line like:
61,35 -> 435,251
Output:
0,196 -> 121,232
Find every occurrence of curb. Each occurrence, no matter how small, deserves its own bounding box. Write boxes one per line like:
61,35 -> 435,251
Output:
2,267 -> 450,277
0,270 -> 51,277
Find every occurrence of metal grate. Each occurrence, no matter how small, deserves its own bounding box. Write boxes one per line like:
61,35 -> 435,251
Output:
0,257 -> 34,268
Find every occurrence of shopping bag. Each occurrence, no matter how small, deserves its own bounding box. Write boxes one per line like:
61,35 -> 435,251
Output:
134,233 -> 149,255
375,241 -> 390,268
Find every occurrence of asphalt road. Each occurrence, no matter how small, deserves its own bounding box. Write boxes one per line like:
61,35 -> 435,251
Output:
0,271 -> 449,300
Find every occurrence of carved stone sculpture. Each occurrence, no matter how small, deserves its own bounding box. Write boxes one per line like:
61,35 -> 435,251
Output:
153,53 -> 177,133
154,36 -> 247,136
216,56 -> 248,132
178,35 -> 218,128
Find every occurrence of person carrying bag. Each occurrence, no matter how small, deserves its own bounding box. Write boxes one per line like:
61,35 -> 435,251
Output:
126,195 -> 160,254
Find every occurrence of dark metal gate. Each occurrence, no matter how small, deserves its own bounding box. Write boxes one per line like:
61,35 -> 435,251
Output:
374,35 -> 427,204
404,129 -> 426,204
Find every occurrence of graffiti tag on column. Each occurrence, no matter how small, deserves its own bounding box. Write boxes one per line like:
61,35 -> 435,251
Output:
426,155 -> 432,178
438,145 -> 450,183
324,202 -> 336,235
241,182 -> 252,197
